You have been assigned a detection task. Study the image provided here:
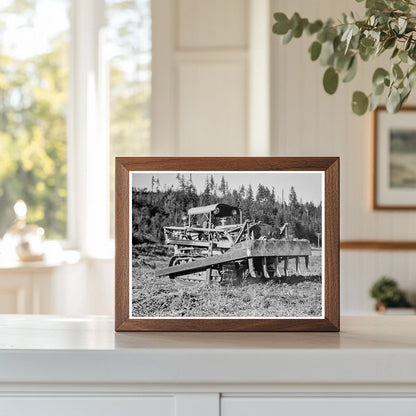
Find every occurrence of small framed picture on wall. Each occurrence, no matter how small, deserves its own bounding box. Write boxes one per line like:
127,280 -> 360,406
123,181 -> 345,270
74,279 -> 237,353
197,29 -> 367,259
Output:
374,106 -> 416,209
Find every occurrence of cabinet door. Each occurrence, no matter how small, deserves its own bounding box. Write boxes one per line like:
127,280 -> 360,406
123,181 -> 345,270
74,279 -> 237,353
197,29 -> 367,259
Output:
0,396 -> 174,416
222,397 -> 416,416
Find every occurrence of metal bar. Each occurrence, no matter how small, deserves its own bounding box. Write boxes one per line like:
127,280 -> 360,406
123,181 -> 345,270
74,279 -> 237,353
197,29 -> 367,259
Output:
262,257 -> 270,278
248,257 -> 257,278
273,257 -> 281,278
283,257 -> 288,276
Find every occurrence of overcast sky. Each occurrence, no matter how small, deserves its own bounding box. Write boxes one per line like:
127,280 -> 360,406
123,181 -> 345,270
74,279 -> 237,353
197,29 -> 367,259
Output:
132,171 -> 323,205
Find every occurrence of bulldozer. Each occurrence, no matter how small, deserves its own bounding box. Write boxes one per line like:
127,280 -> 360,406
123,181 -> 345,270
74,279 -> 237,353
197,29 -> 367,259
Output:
155,203 -> 312,285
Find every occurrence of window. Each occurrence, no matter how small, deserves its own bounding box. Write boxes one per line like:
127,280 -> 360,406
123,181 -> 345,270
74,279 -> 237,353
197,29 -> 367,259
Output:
0,0 -> 70,239
0,0 -> 151,251
106,0 -> 151,237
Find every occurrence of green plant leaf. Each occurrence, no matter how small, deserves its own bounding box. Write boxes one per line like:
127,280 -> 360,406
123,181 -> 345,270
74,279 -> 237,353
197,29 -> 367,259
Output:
320,40 -> 335,66
383,37 -> 396,50
369,92 -> 383,111
342,56 -> 357,82
366,0 -> 388,8
386,87 -> 400,113
372,67 -> 389,86
293,17 -> 309,38
282,29 -> 293,44
391,47 -> 399,59
399,49 -> 408,63
334,52 -> 351,72
352,91 -> 369,115
309,41 -> 322,61
398,16 -> 407,34
387,87 -> 401,112
323,67 -> 339,94
393,63 -> 404,79
405,34 -> 413,50
273,13 -> 290,34
360,37 -> 375,48
307,20 -> 323,35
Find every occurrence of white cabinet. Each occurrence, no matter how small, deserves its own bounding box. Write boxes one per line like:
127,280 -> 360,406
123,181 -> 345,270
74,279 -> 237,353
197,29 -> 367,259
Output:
1,397 -> 175,416
222,398 -> 416,416
1,316 -> 416,416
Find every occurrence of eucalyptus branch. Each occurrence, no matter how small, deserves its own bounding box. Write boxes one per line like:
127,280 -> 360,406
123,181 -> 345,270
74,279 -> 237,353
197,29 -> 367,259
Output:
272,0 -> 416,115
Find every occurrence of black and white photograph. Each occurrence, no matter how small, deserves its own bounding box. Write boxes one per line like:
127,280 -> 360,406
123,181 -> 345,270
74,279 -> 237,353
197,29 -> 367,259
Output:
129,171 -> 324,319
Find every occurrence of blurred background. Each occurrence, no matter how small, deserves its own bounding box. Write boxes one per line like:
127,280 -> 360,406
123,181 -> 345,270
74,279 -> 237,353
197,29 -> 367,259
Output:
0,0 -> 415,316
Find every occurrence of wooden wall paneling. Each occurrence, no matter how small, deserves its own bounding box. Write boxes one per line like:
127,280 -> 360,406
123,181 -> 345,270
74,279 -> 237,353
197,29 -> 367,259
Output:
270,0 -> 416,314
177,0 -> 248,49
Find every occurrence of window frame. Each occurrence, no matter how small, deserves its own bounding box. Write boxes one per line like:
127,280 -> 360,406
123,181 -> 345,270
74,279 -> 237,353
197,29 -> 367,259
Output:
67,0 -> 111,257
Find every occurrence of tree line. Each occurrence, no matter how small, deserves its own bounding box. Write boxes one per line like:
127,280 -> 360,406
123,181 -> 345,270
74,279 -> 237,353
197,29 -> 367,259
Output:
132,174 -> 322,246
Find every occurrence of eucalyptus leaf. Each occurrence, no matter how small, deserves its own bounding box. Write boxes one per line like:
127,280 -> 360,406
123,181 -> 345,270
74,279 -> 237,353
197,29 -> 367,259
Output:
399,49 -> 408,63
393,63 -> 404,79
391,47 -> 399,59
373,82 -> 385,95
387,87 -> 401,112
366,0 -> 388,10
342,56 -> 357,82
405,33 -> 413,50
398,17 -> 407,34
369,92 -> 383,111
307,20 -> 323,35
334,52 -> 351,72
309,41 -> 322,61
360,37 -> 375,48
282,29 -> 293,44
320,41 -> 335,66
383,37 -> 396,49
372,67 -> 389,85
323,67 -> 339,94
352,91 -> 369,115
273,13 -> 290,34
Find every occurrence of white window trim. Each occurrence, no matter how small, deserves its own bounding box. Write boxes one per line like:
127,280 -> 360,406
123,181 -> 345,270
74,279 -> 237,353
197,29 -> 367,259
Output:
68,0 -> 112,258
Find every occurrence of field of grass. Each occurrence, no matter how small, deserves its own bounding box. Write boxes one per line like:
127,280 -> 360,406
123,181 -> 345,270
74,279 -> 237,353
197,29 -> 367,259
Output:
131,245 -> 322,318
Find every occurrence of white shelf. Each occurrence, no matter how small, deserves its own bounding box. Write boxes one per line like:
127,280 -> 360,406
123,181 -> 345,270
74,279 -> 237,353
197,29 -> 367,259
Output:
0,315 -> 416,387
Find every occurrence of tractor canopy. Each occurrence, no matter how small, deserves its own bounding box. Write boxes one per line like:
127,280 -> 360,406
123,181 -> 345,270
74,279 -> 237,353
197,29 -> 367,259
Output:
188,203 -> 240,218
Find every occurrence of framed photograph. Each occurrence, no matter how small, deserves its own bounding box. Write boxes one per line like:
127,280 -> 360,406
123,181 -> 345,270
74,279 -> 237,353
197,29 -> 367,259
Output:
115,157 -> 339,331
374,106 -> 416,209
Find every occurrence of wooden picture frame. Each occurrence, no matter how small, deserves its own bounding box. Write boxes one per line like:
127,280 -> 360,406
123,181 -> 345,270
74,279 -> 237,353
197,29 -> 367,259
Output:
373,106 -> 416,210
115,157 -> 339,332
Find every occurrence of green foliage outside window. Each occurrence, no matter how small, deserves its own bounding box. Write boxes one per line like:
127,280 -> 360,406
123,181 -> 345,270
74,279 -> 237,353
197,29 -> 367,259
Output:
0,0 -> 69,238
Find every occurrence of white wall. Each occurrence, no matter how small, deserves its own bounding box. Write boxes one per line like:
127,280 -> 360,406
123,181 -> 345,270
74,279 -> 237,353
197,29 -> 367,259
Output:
152,0 -> 250,156
150,0 -> 416,315
271,0 -> 416,313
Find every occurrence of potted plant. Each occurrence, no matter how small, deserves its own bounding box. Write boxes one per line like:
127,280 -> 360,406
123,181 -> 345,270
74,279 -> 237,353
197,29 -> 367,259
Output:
272,0 -> 416,115
369,276 -> 413,313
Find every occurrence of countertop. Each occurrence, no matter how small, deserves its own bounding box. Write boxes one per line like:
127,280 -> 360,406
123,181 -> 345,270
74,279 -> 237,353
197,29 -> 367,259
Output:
0,315 -> 415,386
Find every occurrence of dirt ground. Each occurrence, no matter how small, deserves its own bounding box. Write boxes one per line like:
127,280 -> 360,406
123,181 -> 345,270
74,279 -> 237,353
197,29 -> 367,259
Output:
131,245 -> 322,318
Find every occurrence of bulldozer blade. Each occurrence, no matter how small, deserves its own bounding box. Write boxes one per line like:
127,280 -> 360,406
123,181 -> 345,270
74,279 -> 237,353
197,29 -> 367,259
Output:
273,257 -> 281,278
262,257 -> 270,279
248,257 -> 257,278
